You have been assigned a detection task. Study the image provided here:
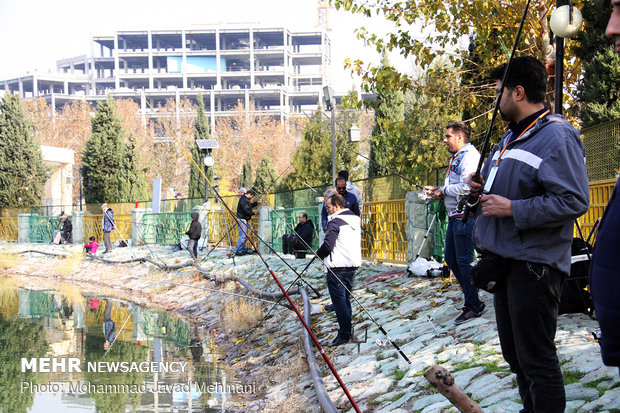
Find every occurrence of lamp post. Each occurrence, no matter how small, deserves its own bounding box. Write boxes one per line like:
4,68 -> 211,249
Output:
550,1 -> 583,115
195,139 -> 219,203
323,85 -> 337,183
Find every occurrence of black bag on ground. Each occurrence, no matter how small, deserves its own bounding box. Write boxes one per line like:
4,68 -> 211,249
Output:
559,238 -> 594,316
470,252 -> 511,293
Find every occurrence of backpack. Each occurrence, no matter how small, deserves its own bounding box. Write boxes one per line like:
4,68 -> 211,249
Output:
559,238 -> 594,316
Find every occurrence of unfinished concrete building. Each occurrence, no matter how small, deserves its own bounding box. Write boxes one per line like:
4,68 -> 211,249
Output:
1,26 -> 331,133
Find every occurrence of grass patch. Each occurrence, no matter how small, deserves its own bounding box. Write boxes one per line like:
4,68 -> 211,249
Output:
563,370 -> 586,385
583,377 -> 606,388
392,368 -> 407,380
388,391 -> 406,403
0,252 -> 17,271
220,298 -> 264,333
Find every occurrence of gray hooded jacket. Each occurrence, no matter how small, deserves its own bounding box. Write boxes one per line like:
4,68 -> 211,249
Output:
473,114 -> 589,275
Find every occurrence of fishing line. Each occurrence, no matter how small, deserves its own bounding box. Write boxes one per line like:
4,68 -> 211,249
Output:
145,99 -> 361,412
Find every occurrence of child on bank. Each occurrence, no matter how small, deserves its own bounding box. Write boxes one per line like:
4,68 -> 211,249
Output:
84,236 -> 99,254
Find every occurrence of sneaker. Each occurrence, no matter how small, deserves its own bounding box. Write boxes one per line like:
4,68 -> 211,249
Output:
477,302 -> 486,315
454,306 -> 483,325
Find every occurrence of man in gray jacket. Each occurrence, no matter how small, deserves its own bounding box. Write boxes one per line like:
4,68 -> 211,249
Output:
425,121 -> 483,324
469,56 -> 589,413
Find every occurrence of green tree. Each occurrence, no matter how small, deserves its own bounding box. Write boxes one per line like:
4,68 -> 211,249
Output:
334,1 -> 582,119
118,134 -> 148,202
368,55 -> 406,178
0,315 -> 49,413
0,94 -> 48,208
575,0 -> 618,127
240,155 -> 254,189
284,92 -> 362,189
253,157 -> 278,194
188,95 -> 210,199
81,98 -> 125,203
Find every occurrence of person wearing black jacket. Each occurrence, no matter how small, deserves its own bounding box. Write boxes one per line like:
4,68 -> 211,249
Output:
60,216 -> 72,244
282,212 -> 314,255
234,189 -> 260,256
185,212 -> 202,259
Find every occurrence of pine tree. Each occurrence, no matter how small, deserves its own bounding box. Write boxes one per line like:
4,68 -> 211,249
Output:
118,134 -> 148,202
575,0 -> 618,128
253,157 -> 278,194
240,156 -> 254,189
368,55 -> 406,178
81,98 -> 125,203
0,94 -> 48,207
188,95 -> 210,199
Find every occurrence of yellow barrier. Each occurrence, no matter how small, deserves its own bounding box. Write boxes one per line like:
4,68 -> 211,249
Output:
576,178 -> 617,242
361,200 -> 408,264
84,215 -> 132,244
0,217 -> 18,242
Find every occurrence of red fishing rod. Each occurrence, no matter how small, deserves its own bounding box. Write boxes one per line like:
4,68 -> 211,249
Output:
146,100 -> 362,412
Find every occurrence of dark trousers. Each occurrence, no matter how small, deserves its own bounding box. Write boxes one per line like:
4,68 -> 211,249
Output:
445,217 -> 481,311
282,234 -> 303,254
326,268 -> 356,340
103,231 -> 112,252
495,260 -> 565,413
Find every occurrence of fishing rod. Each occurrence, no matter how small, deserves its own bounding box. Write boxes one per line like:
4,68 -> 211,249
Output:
239,256 -> 318,346
460,0 -> 532,224
248,186 -> 412,364
146,99 -> 361,412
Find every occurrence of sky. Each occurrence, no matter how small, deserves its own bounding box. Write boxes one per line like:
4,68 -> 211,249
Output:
0,0 -> 417,94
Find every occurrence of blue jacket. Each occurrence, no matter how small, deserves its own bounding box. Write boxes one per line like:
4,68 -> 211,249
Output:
321,191 -> 360,231
590,180 -> 620,367
102,208 -> 115,232
473,114 -> 590,275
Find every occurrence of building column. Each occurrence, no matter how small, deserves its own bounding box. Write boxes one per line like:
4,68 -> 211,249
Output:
18,78 -> 23,97
405,190 -> 433,264
33,74 -> 38,97
73,211 -> 85,244
140,91 -> 146,126
148,30 -> 154,89
249,28 -> 255,88
18,214 -> 32,244
215,29 -> 221,89
114,33 -> 120,89
210,90 -> 216,135
132,208 -> 151,246
181,29 -> 187,89
175,89 -> 180,124
257,206 -> 272,255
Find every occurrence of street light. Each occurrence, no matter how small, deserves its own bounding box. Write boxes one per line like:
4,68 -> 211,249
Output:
195,139 -> 219,202
323,85 -> 337,182
550,1 -> 583,115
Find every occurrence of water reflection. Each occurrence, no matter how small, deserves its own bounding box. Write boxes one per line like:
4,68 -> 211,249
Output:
0,281 -> 251,412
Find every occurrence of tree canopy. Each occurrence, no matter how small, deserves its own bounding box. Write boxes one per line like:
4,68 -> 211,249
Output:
0,94 -> 48,208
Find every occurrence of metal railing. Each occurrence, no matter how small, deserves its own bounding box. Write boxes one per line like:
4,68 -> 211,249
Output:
142,212 -> 192,245
84,215 -> 132,244
271,207 -> 320,253
576,178 -> 618,242
0,217 -> 18,242
361,200 -> 408,264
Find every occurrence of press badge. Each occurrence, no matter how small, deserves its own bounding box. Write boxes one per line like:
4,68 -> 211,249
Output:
483,165 -> 498,193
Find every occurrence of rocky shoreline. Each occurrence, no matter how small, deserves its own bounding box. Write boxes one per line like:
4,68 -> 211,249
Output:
1,242 -> 618,412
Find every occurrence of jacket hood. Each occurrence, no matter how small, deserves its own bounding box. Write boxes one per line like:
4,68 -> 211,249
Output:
191,212 -> 199,221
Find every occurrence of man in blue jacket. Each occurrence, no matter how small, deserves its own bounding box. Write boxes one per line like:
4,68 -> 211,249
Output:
469,56 -> 589,412
590,2 -> 620,376
321,177 -> 360,232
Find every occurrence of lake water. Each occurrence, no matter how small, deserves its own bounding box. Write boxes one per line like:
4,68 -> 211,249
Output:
0,281 -> 252,412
